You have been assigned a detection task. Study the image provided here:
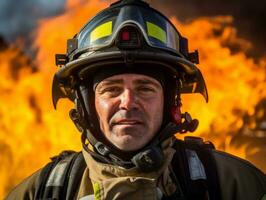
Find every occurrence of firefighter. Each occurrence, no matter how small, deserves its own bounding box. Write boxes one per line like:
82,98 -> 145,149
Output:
5,0 -> 266,199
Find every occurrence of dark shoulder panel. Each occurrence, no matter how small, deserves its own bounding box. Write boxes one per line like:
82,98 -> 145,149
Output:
212,150 -> 266,200
4,169 -> 42,200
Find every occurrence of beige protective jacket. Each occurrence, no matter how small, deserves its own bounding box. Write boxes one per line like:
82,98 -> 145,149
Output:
5,139 -> 266,200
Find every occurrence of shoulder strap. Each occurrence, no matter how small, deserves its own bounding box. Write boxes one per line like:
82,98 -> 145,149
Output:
171,137 -> 221,200
34,150 -> 86,200
185,137 -> 221,200
65,152 -> 87,199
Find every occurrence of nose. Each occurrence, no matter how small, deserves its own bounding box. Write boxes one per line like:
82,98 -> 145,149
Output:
119,89 -> 138,110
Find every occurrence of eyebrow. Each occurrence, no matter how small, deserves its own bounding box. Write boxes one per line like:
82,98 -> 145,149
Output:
95,79 -> 123,91
97,78 -> 161,89
98,79 -> 123,86
133,79 -> 161,87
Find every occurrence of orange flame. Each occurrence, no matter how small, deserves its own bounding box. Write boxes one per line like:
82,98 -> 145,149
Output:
1,0 -> 265,198
172,16 -> 266,144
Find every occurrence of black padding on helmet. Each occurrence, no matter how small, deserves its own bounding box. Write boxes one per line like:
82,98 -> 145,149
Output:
92,64 -> 166,91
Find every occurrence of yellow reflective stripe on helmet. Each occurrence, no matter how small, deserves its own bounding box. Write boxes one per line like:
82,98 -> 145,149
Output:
90,21 -> 112,43
146,21 -> 167,44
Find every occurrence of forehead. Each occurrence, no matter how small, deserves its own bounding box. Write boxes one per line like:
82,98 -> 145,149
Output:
98,73 -> 161,86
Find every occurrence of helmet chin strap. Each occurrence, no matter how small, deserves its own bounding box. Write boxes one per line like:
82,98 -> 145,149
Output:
70,105 -> 199,172
70,105 -> 188,171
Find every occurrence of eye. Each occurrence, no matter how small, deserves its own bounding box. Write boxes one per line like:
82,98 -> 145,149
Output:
99,86 -> 123,97
137,86 -> 156,93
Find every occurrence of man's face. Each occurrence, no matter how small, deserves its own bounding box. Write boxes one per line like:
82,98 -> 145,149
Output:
95,73 -> 164,151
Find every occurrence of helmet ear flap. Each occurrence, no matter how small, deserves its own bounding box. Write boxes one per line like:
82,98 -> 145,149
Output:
69,85 -> 102,137
76,98 -> 85,120
69,97 -> 87,133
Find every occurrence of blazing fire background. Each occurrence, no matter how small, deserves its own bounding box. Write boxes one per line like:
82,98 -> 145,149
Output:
0,0 -> 266,197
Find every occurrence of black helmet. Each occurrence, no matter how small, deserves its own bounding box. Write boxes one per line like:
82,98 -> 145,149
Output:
52,0 -> 208,171
52,0 -> 207,106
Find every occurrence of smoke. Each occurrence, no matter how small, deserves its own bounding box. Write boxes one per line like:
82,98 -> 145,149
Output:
0,0 -> 66,42
150,0 -> 266,57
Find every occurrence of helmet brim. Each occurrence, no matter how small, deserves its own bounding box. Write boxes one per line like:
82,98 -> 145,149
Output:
52,50 -> 208,108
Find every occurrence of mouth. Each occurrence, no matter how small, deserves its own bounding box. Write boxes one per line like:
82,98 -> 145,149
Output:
113,119 -> 143,126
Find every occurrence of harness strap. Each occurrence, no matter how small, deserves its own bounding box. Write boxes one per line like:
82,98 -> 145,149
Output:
172,139 -> 207,200
170,137 -> 220,200
192,141 -> 221,200
65,152 -> 87,200
35,151 -> 86,200
34,157 -> 59,199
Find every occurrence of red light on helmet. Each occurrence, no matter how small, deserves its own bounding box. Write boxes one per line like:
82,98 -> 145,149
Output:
116,25 -> 142,49
121,31 -> 130,41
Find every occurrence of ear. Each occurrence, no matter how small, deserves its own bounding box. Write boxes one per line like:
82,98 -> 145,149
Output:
171,103 -> 182,125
